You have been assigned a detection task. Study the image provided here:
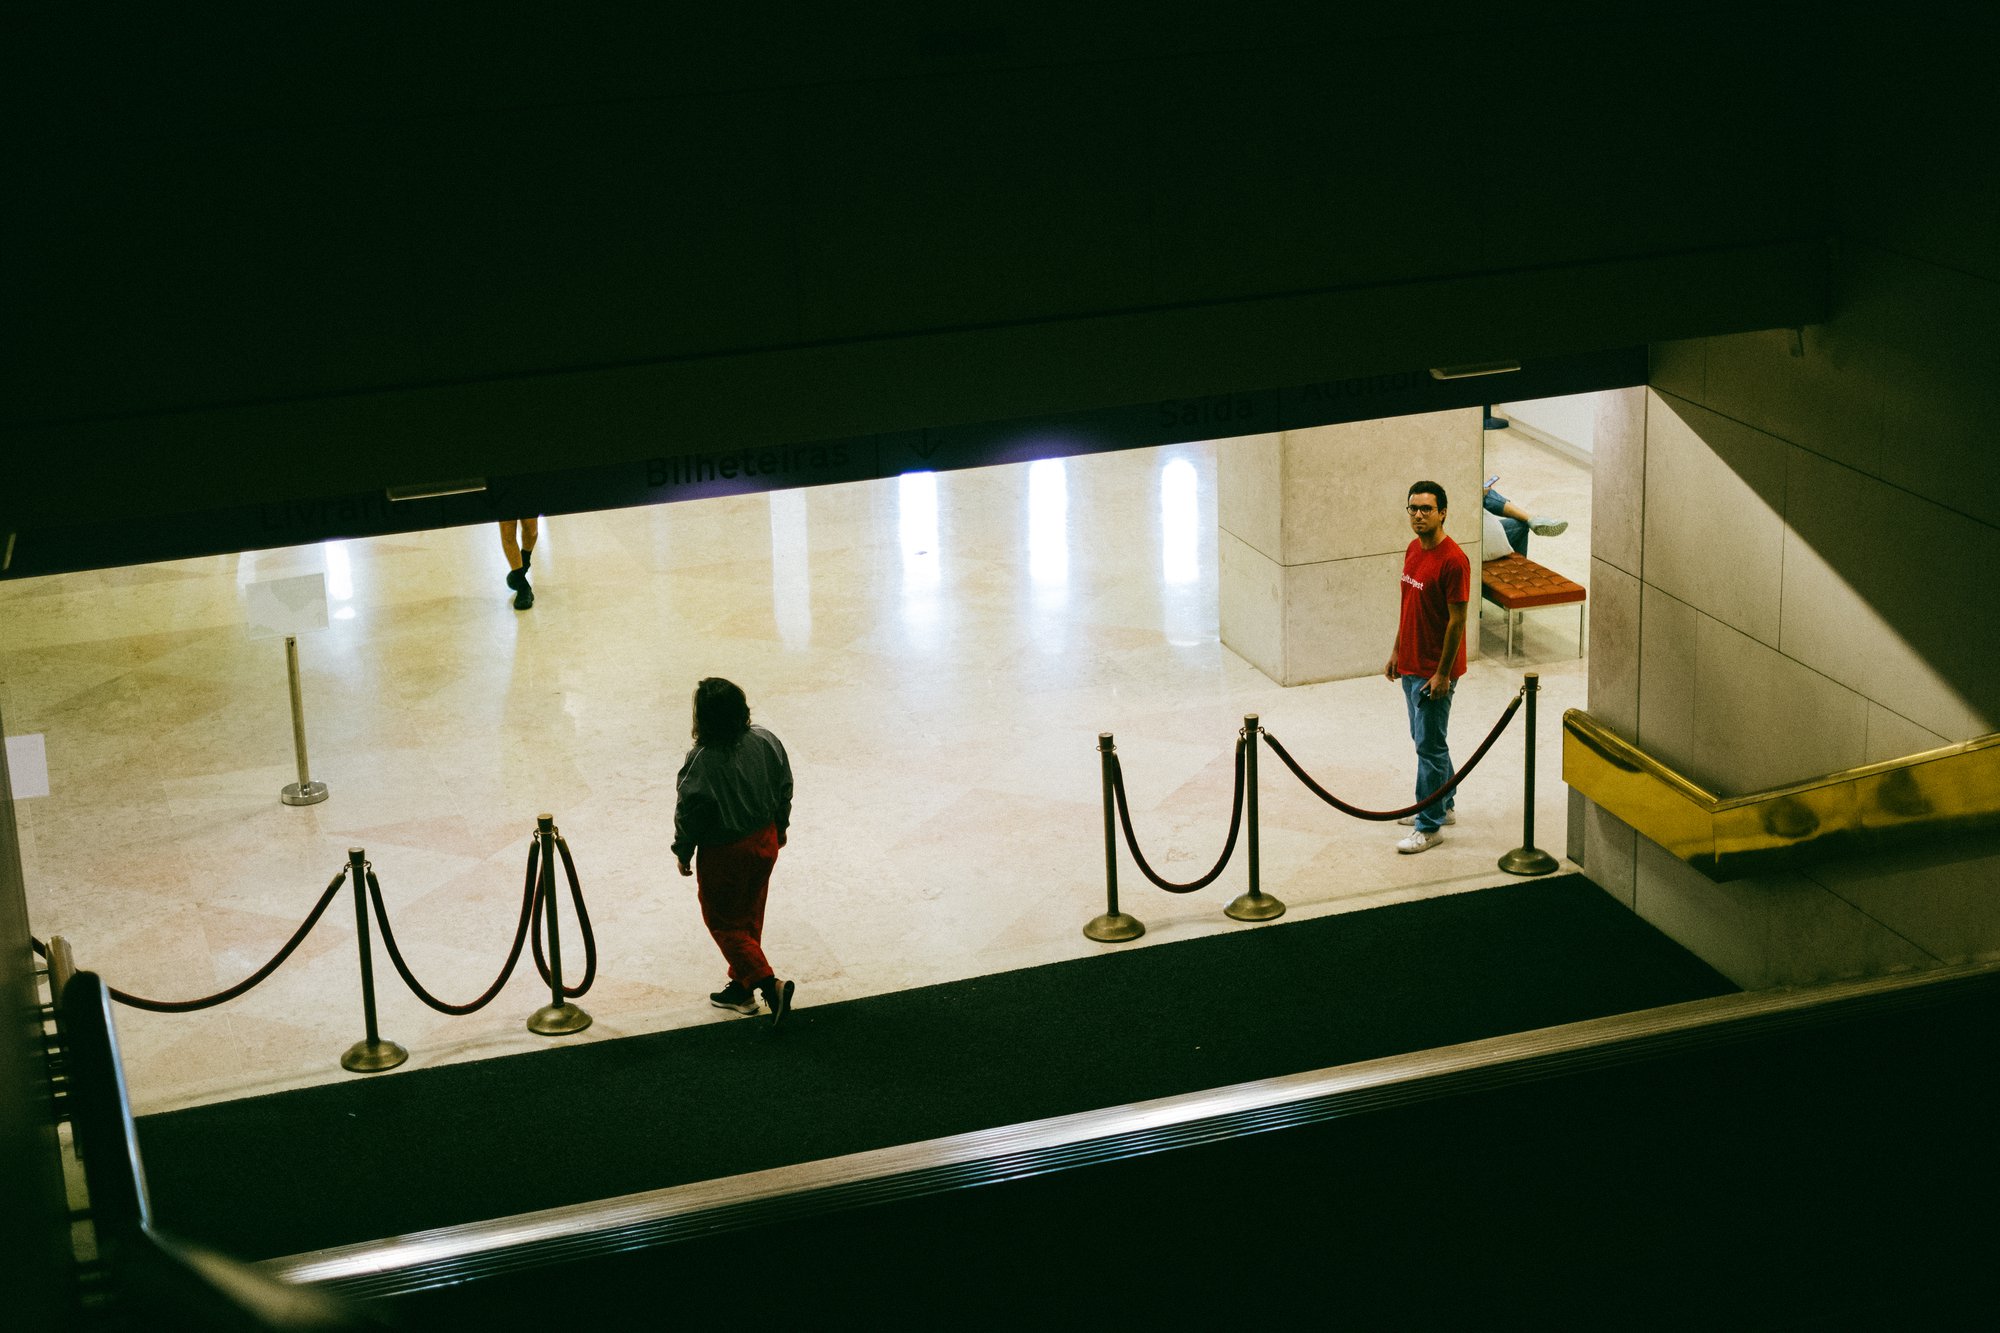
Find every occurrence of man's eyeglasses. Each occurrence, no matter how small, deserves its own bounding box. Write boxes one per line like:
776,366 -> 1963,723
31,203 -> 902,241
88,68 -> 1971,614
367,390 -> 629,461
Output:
1406,504 -> 1437,514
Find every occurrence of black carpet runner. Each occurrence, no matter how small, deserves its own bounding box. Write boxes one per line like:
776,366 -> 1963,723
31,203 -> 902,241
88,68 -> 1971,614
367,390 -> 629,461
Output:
137,874 -> 1734,1261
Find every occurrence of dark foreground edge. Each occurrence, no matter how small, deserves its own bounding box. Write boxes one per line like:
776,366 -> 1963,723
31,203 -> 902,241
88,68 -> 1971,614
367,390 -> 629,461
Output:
266,958 -> 2000,1304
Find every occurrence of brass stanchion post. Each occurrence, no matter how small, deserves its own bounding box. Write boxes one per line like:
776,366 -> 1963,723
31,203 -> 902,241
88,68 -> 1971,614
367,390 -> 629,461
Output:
1226,715 -> 1285,922
527,814 -> 592,1034
1499,674 -> 1560,875
340,848 -> 408,1072
1083,734 -> 1144,942
279,634 -> 329,807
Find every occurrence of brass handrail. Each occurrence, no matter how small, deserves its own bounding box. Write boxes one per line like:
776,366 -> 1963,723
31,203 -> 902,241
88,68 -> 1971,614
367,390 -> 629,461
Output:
1563,710 -> 2000,880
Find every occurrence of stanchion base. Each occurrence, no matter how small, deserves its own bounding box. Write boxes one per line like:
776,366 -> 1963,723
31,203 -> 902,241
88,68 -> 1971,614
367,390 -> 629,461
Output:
1083,912 -> 1145,943
1499,846 -> 1560,876
340,1038 -> 408,1073
281,781 -> 330,807
1224,892 -> 1286,923
528,1002 -> 593,1035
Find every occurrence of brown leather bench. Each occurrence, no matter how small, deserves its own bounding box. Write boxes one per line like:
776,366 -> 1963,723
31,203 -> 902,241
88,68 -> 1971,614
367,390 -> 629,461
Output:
1479,553 -> 1586,661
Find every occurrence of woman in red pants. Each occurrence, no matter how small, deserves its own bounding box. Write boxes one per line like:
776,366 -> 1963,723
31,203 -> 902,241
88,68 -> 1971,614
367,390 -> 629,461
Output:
673,677 -> 796,1027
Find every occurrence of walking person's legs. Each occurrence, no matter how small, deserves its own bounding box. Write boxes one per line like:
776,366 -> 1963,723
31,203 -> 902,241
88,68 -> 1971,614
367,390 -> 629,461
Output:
499,519 -> 537,609
695,826 -> 792,1024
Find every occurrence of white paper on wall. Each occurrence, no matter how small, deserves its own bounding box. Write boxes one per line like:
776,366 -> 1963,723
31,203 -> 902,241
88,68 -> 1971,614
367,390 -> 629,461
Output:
5,733 -> 49,799
245,573 -> 330,639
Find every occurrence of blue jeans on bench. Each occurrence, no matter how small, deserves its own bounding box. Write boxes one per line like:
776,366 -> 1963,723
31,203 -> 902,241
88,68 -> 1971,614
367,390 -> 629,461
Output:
1485,487 -> 1528,556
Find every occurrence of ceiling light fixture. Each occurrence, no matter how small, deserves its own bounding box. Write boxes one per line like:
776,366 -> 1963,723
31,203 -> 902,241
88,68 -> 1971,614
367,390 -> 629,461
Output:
386,479 -> 488,502
1428,361 -> 1521,380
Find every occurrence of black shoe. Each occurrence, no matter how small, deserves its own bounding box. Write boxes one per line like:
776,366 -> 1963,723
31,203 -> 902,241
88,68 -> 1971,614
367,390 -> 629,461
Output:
762,978 -> 795,1029
709,980 -> 759,1015
513,580 -> 534,610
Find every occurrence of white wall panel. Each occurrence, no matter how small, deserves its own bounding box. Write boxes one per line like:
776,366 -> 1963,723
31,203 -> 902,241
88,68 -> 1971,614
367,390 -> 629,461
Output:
1778,444 -> 1997,740
1634,841 -> 1933,990
1215,432 -> 1283,562
1864,249 -> 2000,529
1217,529 -> 1282,681
1586,557 -> 1641,737
1688,613 -> 1868,795
1582,799 -> 1637,908
1642,395 -> 1788,646
1862,703 -> 1947,766
1703,325 -> 1886,477
1648,338 -> 1705,403
1635,584 -> 1699,769
1278,412 -> 1479,566
1592,387 -> 1647,578
1808,838 -> 2000,966
1281,552 -> 1406,686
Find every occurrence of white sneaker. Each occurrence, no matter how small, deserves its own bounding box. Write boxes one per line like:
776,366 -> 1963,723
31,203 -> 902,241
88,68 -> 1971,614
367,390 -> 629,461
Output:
1396,811 -> 1456,826
1396,829 -> 1443,854
1530,516 -> 1568,537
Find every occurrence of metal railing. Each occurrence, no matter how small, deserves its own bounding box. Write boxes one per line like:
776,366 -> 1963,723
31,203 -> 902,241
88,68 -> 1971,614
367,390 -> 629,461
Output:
33,815 -> 596,1075
1563,710 -> 2000,880
53,968 -> 385,1327
1088,673 -> 1559,942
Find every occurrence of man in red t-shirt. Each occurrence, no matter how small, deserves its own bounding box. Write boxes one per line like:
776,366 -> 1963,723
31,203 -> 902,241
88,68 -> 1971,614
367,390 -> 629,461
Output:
1382,480 -> 1470,853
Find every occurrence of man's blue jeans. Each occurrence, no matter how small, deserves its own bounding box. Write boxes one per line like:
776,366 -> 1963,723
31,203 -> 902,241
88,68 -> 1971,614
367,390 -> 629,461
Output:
1400,675 -> 1456,833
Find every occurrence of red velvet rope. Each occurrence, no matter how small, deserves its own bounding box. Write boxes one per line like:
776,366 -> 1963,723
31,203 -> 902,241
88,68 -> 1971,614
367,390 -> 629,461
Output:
30,869 -> 350,1013
364,849 -> 541,1016
531,835 -> 598,997
1260,690 -> 1525,821
31,826 -> 600,1018
1108,735 -> 1247,894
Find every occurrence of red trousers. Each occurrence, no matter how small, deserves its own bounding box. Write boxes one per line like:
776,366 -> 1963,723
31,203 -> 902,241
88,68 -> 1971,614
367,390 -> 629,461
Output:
696,825 -> 780,985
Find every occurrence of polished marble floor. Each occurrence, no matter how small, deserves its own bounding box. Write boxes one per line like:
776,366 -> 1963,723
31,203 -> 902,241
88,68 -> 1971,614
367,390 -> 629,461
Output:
3,423 -> 1592,1113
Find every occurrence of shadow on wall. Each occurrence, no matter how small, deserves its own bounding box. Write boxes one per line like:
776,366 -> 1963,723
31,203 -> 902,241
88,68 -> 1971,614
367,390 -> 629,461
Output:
1643,316 -> 1999,764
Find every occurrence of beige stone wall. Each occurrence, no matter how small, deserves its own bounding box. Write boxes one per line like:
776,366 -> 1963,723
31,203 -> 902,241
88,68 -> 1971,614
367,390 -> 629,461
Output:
1583,248 -> 2000,988
1218,411 -> 1483,686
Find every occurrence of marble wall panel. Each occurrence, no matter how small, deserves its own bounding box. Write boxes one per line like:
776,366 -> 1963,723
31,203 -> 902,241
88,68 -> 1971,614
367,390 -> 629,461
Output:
1586,558 -> 1641,737
1648,338 -> 1705,402
1631,839 -> 1779,987
1214,431 -> 1283,561
1778,444 -> 1997,741
1757,875 -> 1939,986
1279,551 -> 1405,686
1642,395 -> 1788,646
1858,247 -> 2000,530
1217,530 -> 1282,681
1862,702 -> 1946,766
1703,324 -> 1886,477
1633,839 -> 1933,990
1687,612 -> 1868,795
1635,584 -> 1698,772
1806,833 -> 2000,966
1277,424 -> 1397,566
1592,387 -> 1647,578
1582,798 -> 1637,908
1278,409 -> 1482,566
1218,409 -> 1479,686
1623,251 -> 2000,990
